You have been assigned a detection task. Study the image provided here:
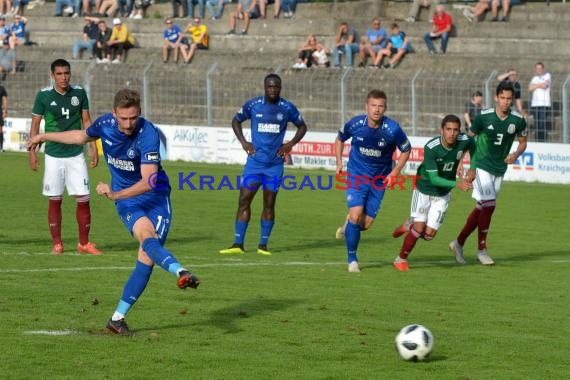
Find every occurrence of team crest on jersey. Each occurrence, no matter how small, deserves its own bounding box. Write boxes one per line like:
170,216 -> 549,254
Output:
71,96 -> 80,106
456,150 -> 463,160
507,124 -> 516,134
126,213 -> 132,222
276,113 -> 284,121
127,148 -> 136,158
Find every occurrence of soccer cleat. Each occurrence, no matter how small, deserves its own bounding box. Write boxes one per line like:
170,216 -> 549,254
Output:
348,261 -> 360,273
52,243 -> 64,255
257,245 -> 272,256
177,270 -> 200,289
392,217 -> 413,238
77,242 -> 103,255
448,240 -> 467,264
219,244 -> 245,254
335,225 -> 346,240
476,249 -> 495,266
393,257 -> 409,271
106,318 -> 132,336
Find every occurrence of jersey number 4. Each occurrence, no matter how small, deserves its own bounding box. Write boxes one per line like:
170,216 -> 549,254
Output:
61,107 -> 70,119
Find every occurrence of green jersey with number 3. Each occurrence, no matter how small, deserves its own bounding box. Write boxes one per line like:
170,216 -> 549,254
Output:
32,85 -> 89,158
470,108 -> 527,176
417,134 -> 475,196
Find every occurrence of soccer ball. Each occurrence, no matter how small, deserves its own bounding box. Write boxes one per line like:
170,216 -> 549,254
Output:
395,324 -> 434,362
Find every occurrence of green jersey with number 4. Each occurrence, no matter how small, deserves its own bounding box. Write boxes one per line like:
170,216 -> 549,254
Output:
32,85 -> 89,158
417,134 -> 475,196
470,108 -> 526,176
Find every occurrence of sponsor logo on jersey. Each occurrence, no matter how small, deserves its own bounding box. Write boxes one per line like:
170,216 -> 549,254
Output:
258,123 -> 280,133
145,152 -> 160,161
107,154 -> 135,171
256,114 -> 263,117
356,137 -> 364,141
71,96 -> 79,106
359,147 -> 382,157
378,140 -> 386,147
487,125 -> 494,130
507,124 -> 516,134
50,101 -> 57,106
104,139 -> 113,146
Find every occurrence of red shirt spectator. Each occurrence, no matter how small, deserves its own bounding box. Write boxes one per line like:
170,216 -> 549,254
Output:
433,9 -> 452,33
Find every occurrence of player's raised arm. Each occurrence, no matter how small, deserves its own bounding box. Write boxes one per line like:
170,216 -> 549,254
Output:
27,129 -> 95,152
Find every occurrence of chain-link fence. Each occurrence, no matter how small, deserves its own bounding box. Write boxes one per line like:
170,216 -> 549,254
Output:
6,61 -> 570,142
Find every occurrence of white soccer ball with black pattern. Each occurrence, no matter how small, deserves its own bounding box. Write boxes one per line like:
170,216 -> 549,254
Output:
395,324 -> 434,361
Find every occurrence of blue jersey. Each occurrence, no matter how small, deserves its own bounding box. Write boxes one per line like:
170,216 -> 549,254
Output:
10,21 -> 25,39
163,25 -> 181,42
366,27 -> 387,48
234,95 -> 304,165
86,113 -> 168,193
338,115 -> 411,178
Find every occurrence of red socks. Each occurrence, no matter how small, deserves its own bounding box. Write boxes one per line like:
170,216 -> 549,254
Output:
76,195 -> 91,246
48,197 -> 63,245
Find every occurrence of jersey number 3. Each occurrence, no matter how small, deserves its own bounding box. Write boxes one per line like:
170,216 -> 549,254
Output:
494,133 -> 504,145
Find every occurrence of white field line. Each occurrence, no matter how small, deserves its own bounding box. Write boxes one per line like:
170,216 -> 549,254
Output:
23,330 -> 77,336
1,259 -> 570,274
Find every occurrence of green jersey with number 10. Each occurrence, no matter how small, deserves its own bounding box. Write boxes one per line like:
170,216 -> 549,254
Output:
470,108 -> 526,176
32,85 -> 89,158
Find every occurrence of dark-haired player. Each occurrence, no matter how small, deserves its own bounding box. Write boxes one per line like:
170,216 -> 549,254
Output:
219,73 -> 307,256
392,114 -> 475,271
449,81 -> 527,266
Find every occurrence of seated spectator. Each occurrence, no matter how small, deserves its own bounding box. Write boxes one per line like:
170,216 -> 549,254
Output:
292,34 -> 329,69
9,14 -> 29,48
280,0 -> 296,19
374,23 -> 412,69
107,17 -> 136,63
0,42 -> 16,76
172,0 -> 188,18
72,16 -> 99,59
181,16 -> 208,64
463,90 -> 483,131
405,0 -> 440,23
258,0 -> 280,19
117,0 -> 133,17
188,0 -> 206,19
0,0 -> 12,16
358,17 -> 387,67
423,4 -> 452,54
490,0 -> 511,22
332,21 -> 360,68
162,17 -> 183,63
206,0 -> 230,20
131,0 -> 151,19
97,0 -> 119,17
463,0 -> 510,22
227,0 -> 260,36
94,19 -> 112,62
83,0 -> 103,16
0,16 -> 10,45
12,0 -> 25,16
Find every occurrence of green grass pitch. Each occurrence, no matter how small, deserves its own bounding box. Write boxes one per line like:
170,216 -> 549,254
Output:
0,152 -> 569,379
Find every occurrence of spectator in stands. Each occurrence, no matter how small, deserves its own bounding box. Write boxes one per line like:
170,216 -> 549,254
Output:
0,81 -> 6,151
181,16 -> 208,64
117,0 -> 133,17
72,16 -> 99,60
227,0 -> 260,36
0,0 -> 12,16
12,0 -> 24,16
0,42 -> 16,76
463,90 -> 483,132
280,0 -> 297,19
358,17 -> 387,68
188,0 -> 206,19
172,0 -> 188,18
131,0 -> 151,19
162,17 -> 183,64
107,17 -> 136,63
405,0 -> 440,23
54,0 -> 75,16
97,0 -> 119,17
293,34 -> 328,69
375,23 -> 412,69
94,19 -> 112,62
0,16 -> 10,45
332,21 -> 360,68
423,4 -> 452,54
83,0 -> 102,16
206,0 -> 230,20
258,0 -> 280,19
463,0 -> 510,22
529,62 -> 552,142
497,68 -> 525,115
9,14 -> 28,48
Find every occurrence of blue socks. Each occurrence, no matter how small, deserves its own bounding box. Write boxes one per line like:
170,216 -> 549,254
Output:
115,260 -> 153,318
142,237 -> 182,276
235,220 -> 248,245
259,219 -> 274,246
345,220 -> 361,263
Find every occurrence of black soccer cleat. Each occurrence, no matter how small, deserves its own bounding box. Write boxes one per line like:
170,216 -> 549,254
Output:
177,270 -> 200,289
106,318 -> 132,336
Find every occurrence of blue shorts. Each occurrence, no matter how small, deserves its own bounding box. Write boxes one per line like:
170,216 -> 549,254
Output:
115,191 -> 172,245
345,178 -> 386,219
242,158 -> 284,193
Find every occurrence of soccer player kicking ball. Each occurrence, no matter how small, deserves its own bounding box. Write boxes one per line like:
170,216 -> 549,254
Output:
449,81 -> 527,266
392,115 -> 475,271
219,74 -> 307,256
334,89 -> 411,273
28,89 -> 200,336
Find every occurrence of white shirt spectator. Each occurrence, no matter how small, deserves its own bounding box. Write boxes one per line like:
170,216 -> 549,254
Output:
530,72 -> 551,107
